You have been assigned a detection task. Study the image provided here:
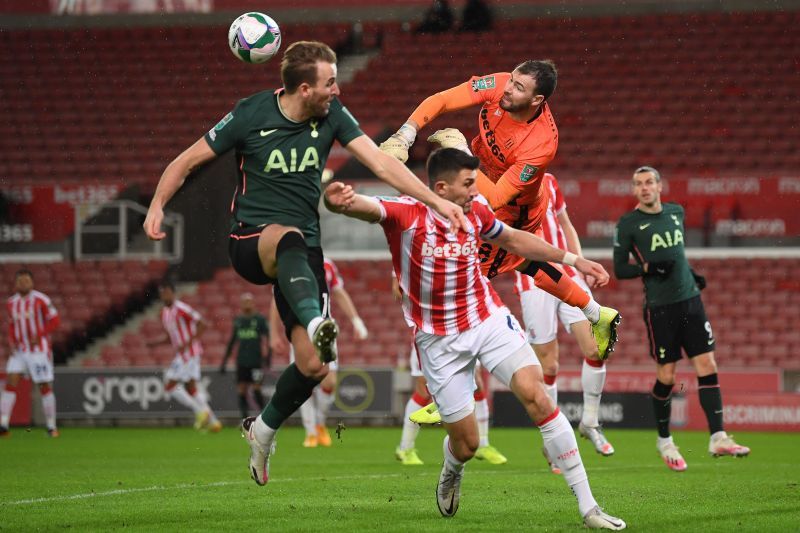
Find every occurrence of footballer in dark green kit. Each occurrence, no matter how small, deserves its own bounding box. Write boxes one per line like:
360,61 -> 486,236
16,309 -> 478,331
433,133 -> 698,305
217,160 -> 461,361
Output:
220,292 -> 270,418
143,40 -> 468,487
613,166 -> 750,473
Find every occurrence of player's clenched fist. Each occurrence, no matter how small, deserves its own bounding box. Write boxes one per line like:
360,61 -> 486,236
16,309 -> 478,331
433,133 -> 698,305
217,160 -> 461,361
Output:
427,128 -> 470,154
575,258 -> 610,287
143,206 -> 166,240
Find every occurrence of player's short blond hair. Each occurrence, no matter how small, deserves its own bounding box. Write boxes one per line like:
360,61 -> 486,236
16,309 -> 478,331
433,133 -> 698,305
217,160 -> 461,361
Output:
281,41 -> 337,93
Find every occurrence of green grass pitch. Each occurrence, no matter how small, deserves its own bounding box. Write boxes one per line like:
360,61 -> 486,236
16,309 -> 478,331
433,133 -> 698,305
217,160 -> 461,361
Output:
1,426 -> 798,531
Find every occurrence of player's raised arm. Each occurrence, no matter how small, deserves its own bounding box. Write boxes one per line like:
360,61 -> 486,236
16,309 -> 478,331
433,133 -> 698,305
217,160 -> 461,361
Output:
485,224 -> 609,286
379,82 -> 476,162
344,137 -> 466,231
144,137 -> 218,240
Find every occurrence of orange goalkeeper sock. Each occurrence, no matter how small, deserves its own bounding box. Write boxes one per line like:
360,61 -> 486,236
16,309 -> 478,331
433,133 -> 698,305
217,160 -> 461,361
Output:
526,261 -> 591,308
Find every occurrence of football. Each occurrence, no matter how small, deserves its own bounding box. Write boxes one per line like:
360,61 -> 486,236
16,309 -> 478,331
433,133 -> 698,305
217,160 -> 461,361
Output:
228,12 -> 282,64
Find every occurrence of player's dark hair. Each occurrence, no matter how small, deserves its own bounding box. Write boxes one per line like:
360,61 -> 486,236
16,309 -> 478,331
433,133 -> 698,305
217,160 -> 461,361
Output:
15,268 -> 33,279
426,148 -> 481,187
158,279 -> 176,292
634,165 -> 661,182
281,41 -> 337,94
515,59 -> 557,100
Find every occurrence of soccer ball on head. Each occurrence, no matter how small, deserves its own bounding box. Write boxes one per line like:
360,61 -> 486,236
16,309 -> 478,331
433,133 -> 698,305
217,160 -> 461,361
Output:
228,12 -> 282,64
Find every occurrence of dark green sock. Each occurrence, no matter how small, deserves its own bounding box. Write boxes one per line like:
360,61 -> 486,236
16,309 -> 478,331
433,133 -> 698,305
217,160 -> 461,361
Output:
260,363 -> 320,429
698,373 -> 724,434
651,380 -> 673,438
275,233 -> 321,329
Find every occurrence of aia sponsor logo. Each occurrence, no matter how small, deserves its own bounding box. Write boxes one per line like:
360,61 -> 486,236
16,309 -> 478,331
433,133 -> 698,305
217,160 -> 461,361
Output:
420,239 -> 479,259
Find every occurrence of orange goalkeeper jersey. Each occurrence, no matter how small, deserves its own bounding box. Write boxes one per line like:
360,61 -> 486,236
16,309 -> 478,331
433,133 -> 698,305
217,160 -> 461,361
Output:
410,72 -> 559,278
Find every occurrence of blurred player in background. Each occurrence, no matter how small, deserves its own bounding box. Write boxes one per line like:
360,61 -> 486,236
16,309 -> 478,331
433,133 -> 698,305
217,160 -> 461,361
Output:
513,172 -> 614,473
393,278 -> 507,466
613,166 -> 750,472
148,281 -> 221,432
293,257 -> 368,447
1,269 -> 60,437
220,292 -> 270,419
380,59 -> 620,359
325,148 -> 625,529
143,40 -> 467,486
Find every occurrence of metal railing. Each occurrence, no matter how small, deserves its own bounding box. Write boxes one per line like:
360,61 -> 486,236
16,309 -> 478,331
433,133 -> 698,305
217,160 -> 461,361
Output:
74,201 -> 183,262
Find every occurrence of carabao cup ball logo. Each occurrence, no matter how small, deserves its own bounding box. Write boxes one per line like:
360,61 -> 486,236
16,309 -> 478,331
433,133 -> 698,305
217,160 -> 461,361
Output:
228,12 -> 282,64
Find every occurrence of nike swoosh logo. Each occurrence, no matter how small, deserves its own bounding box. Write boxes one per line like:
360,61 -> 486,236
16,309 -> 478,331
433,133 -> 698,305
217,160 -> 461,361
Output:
290,277 -> 310,283
443,492 -> 455,515
639,223 -> 651,230
260,129 -> 277,137
708,339 -> 715,344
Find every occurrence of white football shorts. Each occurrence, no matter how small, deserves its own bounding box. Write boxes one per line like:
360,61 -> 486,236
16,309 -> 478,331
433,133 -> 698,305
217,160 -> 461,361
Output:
6,350 -> 54,384
414,308 -> 538,423
164,354 -> 201,383
518,274 -> 592,344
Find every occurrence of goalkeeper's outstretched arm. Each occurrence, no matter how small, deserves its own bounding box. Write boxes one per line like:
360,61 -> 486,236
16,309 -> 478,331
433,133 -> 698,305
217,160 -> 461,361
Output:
379,82 -> 476,162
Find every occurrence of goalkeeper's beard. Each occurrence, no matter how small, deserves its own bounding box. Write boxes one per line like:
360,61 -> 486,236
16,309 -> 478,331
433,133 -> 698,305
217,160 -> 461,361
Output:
499,96 -> 532,114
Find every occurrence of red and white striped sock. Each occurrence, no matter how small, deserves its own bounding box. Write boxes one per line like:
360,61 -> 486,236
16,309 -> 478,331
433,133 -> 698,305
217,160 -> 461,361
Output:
442,435 -> 465,472
474,390 -> 490,447
315,386 -> 335,426
1,388 -> 17,428
41,391 -> 57,430
539,408 -> 598,517
581,359 -> 606,427
543,373 -> 558,405
300,398 -> 317,436
399,392 -> 427,450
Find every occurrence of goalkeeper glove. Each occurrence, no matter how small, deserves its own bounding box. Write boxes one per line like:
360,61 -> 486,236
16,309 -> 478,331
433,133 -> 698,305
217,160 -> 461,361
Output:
427,128 -> 471,154
646,260 -> 675,278
691,269 -> 707,290
379,123 -> 417,163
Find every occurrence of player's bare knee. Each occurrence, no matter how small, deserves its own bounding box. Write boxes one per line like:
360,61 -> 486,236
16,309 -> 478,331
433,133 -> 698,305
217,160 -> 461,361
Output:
6,373 -> 21,387
451,433 -> 479,461
542,359 -> 559,377
693,352 -> 717,375
296,355 -> 328,380
656,363 -> 677,385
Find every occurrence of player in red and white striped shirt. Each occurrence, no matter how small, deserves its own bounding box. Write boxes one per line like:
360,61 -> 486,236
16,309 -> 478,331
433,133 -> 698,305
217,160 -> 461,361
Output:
1,269 -> 61,437
147,280 -> 221,432
296,257 -> 369,448
324,148 -> 625,528
513,173 -> 615,470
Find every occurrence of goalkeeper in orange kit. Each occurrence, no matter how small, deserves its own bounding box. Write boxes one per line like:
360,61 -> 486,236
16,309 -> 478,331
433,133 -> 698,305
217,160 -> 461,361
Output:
380,60 -> 620,359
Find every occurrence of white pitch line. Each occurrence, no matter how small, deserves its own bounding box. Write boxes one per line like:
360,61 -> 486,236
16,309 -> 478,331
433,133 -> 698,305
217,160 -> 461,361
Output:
3,460 -> 765,507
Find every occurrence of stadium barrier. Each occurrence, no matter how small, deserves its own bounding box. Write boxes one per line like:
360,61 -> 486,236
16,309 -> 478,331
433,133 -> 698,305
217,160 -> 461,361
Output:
0,373 -> 32,425
51,367 -> 393,423
493,390 -> 800,432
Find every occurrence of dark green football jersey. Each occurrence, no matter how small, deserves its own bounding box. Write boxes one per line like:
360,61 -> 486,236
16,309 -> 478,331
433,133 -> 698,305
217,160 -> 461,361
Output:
613,202 -> 700,307
225,313 -> 269,367
204,89 -> 363,247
